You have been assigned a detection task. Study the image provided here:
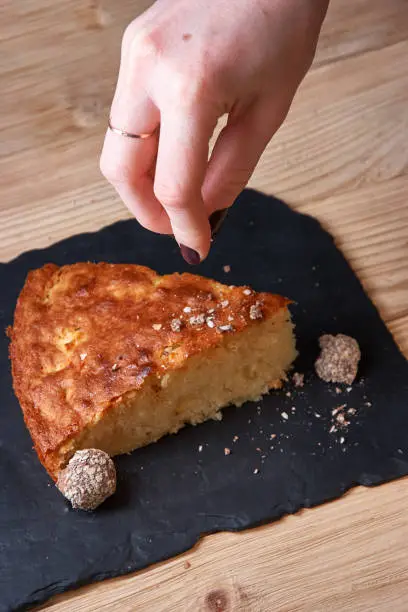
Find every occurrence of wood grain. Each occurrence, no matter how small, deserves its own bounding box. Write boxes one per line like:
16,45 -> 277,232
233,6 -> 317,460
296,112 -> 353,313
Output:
39,480 -> 408,612
1,0 -> 407,610
315,0 -> 408,67
1,0 -> 408,262
296,177 -> 408,323
249,41 -> 408,203
389,314 -> 408,357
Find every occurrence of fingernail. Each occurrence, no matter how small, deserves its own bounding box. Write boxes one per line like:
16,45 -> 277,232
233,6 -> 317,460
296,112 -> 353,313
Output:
209,209 -> 228,239
180,244 -> 201,265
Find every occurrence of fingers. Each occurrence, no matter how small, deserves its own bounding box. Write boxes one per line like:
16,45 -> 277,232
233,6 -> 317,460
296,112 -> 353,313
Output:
100,116 -> 172,235
202,101 -> 287,217
102,19 -> 222,260
154,104 -> 217,262
100,26 -> 172,235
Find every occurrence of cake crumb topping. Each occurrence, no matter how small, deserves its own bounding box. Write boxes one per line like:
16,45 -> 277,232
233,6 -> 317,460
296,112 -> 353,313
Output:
218,324 -> 234,333
292,372 -> 304,387
170,318 -> 183,332
189,313 -> 206,326
249,303 -> 263,320
57,449 -> 116,511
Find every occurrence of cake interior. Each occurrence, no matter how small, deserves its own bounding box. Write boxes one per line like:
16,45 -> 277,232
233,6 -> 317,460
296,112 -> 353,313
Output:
60,311 -> 296,463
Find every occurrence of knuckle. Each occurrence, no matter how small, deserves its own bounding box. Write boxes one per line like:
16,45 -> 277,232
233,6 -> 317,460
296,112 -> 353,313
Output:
165,66 -> 208,107
180,77 -> 207,107
123,22 -> 160,62
100,156 -> 132,186
122,21 -> 137,49
154,182 -> 187,211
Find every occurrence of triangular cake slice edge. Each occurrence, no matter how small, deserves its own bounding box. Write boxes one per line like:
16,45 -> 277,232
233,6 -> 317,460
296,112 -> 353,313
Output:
9,263 -> 297,479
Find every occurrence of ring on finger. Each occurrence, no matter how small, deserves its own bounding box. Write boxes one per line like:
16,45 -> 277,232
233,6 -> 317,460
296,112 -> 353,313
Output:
108,118 -> 158,140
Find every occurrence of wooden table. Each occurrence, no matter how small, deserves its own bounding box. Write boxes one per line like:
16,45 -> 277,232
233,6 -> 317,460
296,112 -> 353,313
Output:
2,1 -> 408,610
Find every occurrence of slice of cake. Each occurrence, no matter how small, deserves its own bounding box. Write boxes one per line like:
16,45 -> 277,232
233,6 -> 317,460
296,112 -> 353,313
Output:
9,263 -> 297,480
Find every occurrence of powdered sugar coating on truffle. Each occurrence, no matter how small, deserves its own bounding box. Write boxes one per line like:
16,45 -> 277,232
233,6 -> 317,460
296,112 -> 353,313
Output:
315,334 -> 360,385
57,449 -> 116,511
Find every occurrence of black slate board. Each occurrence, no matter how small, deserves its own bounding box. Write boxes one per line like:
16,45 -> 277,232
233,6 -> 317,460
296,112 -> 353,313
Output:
1,190 -> 407,612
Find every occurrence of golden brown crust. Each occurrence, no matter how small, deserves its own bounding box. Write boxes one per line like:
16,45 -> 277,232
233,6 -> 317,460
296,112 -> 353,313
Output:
10,263 -> 289,479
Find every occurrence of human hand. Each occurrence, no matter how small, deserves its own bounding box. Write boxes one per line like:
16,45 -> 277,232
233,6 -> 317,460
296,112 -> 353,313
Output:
100,0 -> 328,264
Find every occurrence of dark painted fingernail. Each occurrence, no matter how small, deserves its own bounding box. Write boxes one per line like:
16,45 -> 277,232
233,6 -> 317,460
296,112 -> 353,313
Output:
209,208 -> 228,239
180,244 -> 201,265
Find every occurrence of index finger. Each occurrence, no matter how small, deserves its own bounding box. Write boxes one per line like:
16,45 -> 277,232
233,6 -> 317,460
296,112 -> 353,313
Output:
153,104 -> 217,263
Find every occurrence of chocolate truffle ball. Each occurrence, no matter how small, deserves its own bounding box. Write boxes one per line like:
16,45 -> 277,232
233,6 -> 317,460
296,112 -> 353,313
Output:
315,333 -> 360,385
57,449 -> 116,510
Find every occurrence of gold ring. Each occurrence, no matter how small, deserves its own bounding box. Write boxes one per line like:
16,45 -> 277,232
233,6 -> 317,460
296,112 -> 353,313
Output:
108,118 -> 156,140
